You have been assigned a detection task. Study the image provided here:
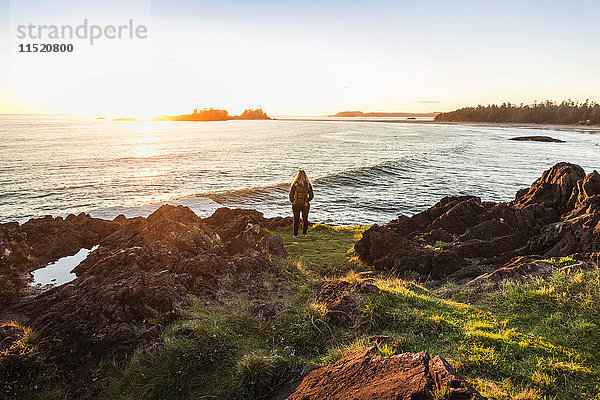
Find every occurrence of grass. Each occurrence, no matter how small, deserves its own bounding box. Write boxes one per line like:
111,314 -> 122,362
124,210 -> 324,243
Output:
16,223 -> 599,399
540,256 -> 577,268
0,322 -> 68,399
434,240 -> 451,250
101,224 -> 600,399
99,224 -> 367,399
100,289 -> 350,399
279,223 -> 370,276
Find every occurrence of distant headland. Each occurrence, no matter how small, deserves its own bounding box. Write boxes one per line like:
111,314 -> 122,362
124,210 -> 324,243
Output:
435,100 -> 600,125
110,108 -> 271,122
328,111 -> 440,118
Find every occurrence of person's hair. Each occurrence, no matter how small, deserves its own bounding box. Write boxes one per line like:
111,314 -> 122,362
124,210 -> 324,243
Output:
292,170 -> 311,186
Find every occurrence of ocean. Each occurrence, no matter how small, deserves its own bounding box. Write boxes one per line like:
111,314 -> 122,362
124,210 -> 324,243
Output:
1,115 -> 599,226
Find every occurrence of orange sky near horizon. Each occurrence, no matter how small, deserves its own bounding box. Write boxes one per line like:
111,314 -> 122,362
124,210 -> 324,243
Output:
0,0 -> 599,118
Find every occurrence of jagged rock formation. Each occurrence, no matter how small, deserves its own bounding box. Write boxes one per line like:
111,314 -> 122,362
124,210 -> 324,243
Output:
0,214 -> 121,307
0,206 -> 291,393
284,348 -> 485,400
355,162 -> 600,283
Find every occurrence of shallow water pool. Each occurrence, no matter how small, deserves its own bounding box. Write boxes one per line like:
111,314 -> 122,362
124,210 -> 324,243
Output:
31,245 -> 99,287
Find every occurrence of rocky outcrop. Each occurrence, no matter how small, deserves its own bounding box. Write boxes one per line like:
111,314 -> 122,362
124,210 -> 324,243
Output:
355,162 -> 600,284
512,162 -> 586,215
20,213 -> 122,266
1,205 -> 291,393
314,279 -> 379,327
284,348 -> 485,400
0,224 -> 37,307
461,256 -> 594,291
0,213 -> 121,306
202,207 -> 292,241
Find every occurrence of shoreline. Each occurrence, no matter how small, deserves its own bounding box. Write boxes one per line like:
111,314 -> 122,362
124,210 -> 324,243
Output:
274,118 -> 600,132
3,114 -> 599,133
2,163 -> 600,399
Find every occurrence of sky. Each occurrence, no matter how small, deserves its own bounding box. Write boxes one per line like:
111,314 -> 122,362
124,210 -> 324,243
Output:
0,0 -> 599,117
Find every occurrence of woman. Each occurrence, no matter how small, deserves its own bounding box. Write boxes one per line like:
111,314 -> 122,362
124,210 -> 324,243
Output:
289,170 -> 314,238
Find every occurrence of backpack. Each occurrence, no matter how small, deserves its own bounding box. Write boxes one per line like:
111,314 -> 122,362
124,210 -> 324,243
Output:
293,182 -> 309,207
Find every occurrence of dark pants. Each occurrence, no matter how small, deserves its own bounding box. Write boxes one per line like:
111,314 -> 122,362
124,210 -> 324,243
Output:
292,203 -> 310,236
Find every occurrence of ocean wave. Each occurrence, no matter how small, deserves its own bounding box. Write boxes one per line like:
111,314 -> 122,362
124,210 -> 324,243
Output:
177,157 -> 421,205
201,183 -> 290,203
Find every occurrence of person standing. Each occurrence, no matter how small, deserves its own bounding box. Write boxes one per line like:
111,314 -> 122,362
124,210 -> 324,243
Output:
289,170 -> 314,238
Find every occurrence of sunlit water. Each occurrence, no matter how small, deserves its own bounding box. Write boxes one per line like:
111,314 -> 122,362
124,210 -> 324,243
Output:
30,245 -> 99,286
1,115 -> 599,225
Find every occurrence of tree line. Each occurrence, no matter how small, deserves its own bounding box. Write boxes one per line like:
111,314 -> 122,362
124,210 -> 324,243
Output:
434,100 -> 600,125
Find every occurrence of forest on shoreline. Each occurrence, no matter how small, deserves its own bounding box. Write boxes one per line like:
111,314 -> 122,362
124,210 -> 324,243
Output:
435,100 -> 600,125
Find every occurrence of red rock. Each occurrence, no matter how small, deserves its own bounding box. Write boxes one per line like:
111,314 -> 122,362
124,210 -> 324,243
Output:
512,162 -> 585,215
426,197 -> 487,235
575,170 -> 600,203
285,349 -> 485,400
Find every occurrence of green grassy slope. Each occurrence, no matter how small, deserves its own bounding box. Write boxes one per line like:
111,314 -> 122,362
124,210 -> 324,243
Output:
17,224 -> 600,400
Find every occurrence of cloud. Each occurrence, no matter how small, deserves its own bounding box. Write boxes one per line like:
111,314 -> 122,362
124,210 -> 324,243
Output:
415,100 -> 440,104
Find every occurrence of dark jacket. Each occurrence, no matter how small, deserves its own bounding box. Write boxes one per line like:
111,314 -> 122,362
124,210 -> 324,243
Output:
289,182 -> 314,204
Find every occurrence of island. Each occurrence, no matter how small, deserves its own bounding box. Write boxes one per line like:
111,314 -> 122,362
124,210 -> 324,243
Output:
109,108 -> 271,122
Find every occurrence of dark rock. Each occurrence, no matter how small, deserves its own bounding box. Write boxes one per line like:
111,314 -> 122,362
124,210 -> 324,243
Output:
0,212 -> 122,306
259,234 -> 288,258
20,212 -> 120,265
225,224 -> 261,255
412,196 -> 481,229
203,208 -> 266,241
203,207 -> 292,242
355,162 -> 600,283
3,204 -> 291,391
357,281 -> 380,294
312,279 -> 380,327
454,255 -> 597,294
575,170 -> 600,203
314,280 -> 361,327
423,228 -> 455,243
509,135 -> 565,143
523,194 -> 600,256
429,355 -> 486,400
426,197 -> 487,235
460,219 -> 513,241
464,257 -> 555,288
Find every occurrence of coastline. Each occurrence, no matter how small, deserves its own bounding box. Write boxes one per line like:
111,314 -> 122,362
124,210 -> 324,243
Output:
274,117 -> 600,132
1,162 -> 600,399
